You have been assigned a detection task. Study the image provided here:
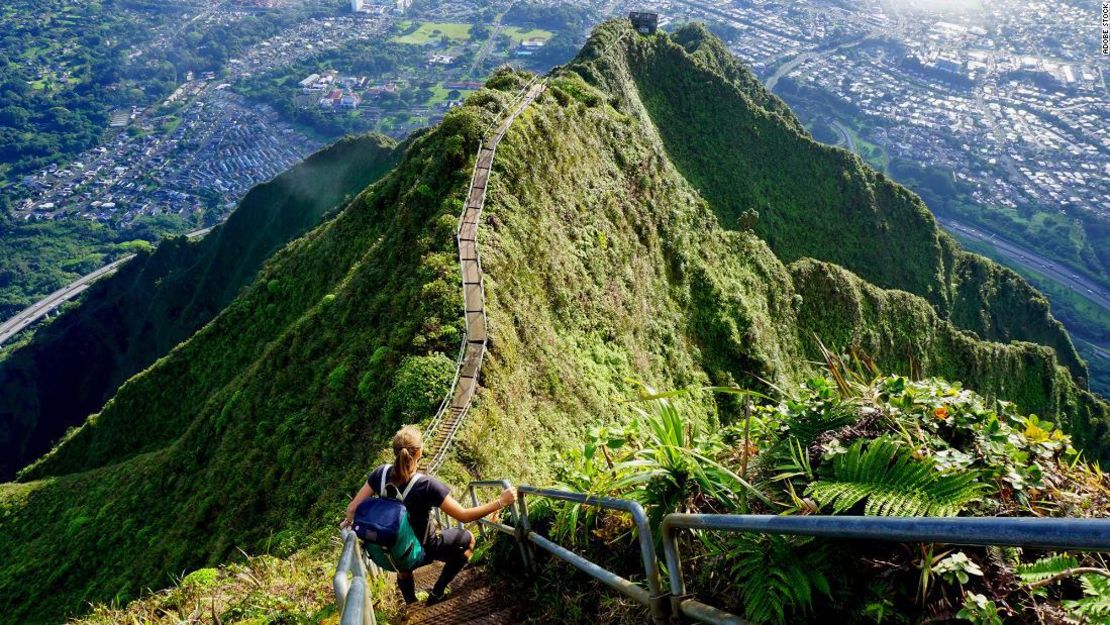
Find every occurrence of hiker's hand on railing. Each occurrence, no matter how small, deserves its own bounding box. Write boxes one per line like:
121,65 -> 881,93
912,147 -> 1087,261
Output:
339,517 -> 353,530
498,487 -> 517,509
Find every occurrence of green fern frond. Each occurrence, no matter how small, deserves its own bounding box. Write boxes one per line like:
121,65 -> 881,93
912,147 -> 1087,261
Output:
1067,574 -> 1110,619
717,534 -> 833,625
1017,554 -> 1080,583
806,439 -> 983,517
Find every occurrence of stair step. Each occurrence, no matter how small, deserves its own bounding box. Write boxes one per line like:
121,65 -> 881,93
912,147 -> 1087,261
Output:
404,566 -> 508,625
460,606 -> 518,625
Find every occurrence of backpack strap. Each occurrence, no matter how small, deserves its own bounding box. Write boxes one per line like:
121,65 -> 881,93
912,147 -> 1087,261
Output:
400,473 -> 424,501
378,464 -> 422,500
379,464 -> 391,496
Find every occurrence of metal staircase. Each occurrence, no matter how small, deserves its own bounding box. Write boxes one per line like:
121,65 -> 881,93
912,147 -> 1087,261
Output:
333,79 -> 544,625
423,79 -> 545,474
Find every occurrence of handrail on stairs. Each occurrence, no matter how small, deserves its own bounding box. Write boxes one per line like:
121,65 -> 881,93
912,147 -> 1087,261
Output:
334,529 -> 376,625
512,485 -> 670,625
659,514 -> 1110,625
463,480 -> 1110,625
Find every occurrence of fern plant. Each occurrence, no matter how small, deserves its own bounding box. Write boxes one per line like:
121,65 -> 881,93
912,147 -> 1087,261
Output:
1017,554 -> 1110,620
806,438 -> 984,516
711,533 -> 833,625
1065,574 -> 1110,620
1016,554 -> 1079,584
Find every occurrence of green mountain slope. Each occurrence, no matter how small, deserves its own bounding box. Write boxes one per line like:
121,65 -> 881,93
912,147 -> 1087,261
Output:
0,23 -> 1105,624
610,25 -> 1087,386
0,134 -> 397,482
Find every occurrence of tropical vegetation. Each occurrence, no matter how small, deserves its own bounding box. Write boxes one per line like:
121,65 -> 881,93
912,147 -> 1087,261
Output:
1,22 -> 1106,625
0,133 -> 398,481
521,362 -> 1108,623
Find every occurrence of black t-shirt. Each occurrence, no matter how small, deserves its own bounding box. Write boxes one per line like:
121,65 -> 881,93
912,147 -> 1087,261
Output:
367,464 -> 451,543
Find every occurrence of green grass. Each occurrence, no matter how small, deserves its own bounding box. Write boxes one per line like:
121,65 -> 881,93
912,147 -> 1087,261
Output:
159,116 -> 182,134
501,26 -> 554,43
392,21 -> 472,45
426,83 -> 477,105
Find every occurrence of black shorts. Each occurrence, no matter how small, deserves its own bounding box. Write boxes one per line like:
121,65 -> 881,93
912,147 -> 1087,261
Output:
420,528 -> 473,566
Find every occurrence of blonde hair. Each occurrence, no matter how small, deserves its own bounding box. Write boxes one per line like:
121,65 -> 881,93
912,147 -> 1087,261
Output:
391,426 -> 423,485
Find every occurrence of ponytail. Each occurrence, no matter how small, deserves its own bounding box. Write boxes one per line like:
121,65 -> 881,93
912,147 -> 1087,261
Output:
391,426 -> 423,485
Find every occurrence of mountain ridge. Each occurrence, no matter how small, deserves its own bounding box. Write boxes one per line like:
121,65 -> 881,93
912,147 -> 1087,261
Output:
0,22 -> 1105,624
0,133 -> 397,481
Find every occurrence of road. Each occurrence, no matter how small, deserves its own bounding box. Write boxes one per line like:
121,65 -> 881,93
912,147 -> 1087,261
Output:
830,120 -> 855,151
0,256 -> 132,346
465,3 -> 511,79
0,226 -> 215,346
937,215 -> 1110,312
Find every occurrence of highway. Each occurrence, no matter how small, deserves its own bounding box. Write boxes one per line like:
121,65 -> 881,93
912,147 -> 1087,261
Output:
0,226 -> 214,346
830,120 -> 856,151
0,256 -> 132,346
937,215 -> 1110,312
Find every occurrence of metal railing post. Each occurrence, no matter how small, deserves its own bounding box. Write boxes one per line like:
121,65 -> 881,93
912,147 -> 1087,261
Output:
629,501 -> 669,625
516,490 -> 536,572
517,486 -> 668,625
660,519 -> 691,623
468,483 -> 486,539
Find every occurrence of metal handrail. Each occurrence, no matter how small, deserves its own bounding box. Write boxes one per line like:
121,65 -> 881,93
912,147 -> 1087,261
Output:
660,514 -> 1110,625
334,529 -> 376,625
468,479 -> 517,536
516,485 -> 668,625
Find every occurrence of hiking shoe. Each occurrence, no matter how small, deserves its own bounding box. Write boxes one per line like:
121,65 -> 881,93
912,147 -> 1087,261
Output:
425,588 -> 452,605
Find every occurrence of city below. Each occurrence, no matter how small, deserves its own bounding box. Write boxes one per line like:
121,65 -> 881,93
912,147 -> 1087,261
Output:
4,0 -> 1108,379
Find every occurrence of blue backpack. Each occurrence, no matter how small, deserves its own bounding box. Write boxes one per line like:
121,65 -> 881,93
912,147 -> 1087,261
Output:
352,465 -> 426,572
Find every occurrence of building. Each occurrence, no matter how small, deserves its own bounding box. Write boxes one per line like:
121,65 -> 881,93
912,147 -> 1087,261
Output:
628,11 -> 658,35
351,0 -> 363,12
